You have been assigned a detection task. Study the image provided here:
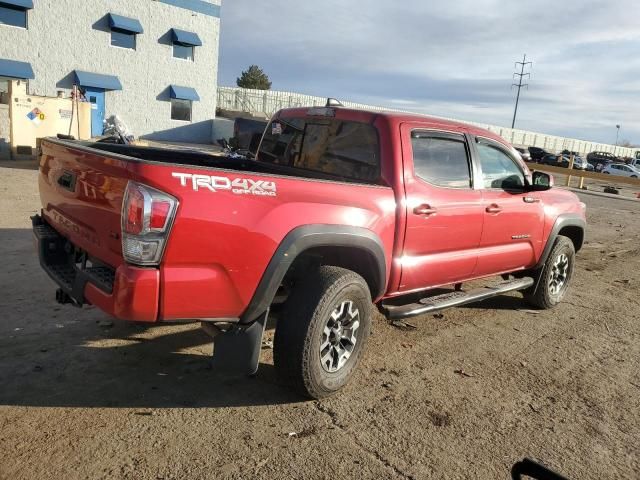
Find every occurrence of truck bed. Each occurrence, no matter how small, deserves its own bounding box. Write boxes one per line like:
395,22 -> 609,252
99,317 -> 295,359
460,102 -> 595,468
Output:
74,141 -> 385,185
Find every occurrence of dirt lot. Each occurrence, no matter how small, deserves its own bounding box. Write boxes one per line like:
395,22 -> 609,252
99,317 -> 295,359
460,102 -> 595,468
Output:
0,161 -> 638,480
547,169 -> 640,201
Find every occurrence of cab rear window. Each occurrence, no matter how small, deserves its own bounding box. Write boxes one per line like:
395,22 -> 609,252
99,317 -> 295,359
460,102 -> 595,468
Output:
257,117 -> 380,183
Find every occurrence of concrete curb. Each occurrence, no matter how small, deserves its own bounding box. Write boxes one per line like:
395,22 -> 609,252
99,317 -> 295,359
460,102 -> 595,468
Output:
562,186 -> 640,203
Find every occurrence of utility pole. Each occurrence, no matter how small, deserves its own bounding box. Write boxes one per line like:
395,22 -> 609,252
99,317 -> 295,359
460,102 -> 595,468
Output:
615,124 -> 620,146
511,54 -> 532,129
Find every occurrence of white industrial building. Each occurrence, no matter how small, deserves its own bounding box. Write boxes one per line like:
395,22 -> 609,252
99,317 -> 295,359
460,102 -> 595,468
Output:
0,0 -> 221,147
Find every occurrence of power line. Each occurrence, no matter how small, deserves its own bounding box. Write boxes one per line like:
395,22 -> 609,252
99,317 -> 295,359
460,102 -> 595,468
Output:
511,54 -> 532,129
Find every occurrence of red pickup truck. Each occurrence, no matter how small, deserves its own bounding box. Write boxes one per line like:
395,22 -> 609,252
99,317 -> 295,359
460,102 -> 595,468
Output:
33,105 -> 586,398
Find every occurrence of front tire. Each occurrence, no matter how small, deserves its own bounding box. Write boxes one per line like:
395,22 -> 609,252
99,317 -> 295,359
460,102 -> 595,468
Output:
524,235 -> 575,309
274,266 -> 372,399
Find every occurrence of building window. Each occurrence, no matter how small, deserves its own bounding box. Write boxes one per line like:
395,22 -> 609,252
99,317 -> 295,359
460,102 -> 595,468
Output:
171,99 -> 192,121
108,13 -> 142,50
111,30 -> 136,50
0,5 -> 27,29
170,29 -> 201,61
173,43 -> 194,61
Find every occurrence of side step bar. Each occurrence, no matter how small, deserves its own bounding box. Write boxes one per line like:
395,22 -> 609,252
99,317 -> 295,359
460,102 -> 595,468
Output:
381,277 -> 534,320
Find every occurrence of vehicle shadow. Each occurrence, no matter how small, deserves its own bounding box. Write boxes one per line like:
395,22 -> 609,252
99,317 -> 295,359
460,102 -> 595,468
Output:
459,294 -> 529,311
0,320 -> 303,409
0,228 -> 303,409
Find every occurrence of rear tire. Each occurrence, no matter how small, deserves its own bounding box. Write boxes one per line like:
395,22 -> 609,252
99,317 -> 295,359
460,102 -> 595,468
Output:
524,235 -> 575,309
274,266 -> 372,399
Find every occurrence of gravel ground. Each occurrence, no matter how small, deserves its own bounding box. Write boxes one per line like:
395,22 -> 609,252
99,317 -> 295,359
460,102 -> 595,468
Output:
0,161 -> 638,480
550,170 -> 640,200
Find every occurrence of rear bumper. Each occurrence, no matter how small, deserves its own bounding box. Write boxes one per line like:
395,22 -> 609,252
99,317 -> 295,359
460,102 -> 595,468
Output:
33,214 -> 160,322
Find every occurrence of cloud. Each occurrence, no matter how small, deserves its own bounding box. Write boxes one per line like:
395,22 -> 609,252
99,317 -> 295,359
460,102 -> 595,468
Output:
218,0 -> 640,145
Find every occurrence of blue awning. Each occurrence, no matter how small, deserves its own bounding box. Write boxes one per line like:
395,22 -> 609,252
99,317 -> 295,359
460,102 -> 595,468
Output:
108,13 -> 143,34
0,0 -> 34,9
170,28 -> 202,46
0,58 -> 34,79
74,70 -> 122,91
170,85 -> 200,101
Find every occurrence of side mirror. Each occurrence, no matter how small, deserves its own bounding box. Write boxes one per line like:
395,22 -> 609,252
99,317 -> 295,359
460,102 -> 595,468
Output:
530,171 -> 553,191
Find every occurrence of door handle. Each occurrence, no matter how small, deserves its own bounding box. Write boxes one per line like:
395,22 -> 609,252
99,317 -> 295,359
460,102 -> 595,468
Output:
485,204 -> 502,214
413,204 -> 437,216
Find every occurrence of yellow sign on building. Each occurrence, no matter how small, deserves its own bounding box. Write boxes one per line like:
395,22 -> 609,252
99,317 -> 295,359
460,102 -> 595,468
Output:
8,80 -> 91,158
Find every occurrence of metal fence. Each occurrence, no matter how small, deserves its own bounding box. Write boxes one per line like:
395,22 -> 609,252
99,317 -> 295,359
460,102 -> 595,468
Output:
217,86 -> 635,158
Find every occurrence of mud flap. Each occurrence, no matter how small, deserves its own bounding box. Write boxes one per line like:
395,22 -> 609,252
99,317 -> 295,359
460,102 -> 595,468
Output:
210,310 -> 268,376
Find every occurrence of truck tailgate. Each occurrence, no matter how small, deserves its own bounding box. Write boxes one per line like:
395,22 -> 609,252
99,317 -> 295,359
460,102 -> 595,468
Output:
38,139 -> 132,268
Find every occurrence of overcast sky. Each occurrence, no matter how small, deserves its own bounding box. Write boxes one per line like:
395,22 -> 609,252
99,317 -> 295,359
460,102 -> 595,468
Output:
218,1 -> 639,145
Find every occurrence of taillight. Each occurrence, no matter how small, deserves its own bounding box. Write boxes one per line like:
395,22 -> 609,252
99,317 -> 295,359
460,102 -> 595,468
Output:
121,182 -> 178,266
150,200 -> 171,229
124,185 -> 145,235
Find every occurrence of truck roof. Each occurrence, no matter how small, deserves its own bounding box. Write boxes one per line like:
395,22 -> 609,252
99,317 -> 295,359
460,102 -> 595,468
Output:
278,106 -> 510,147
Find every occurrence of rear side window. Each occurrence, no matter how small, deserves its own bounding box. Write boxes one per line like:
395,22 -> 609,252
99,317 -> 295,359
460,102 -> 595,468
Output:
411,132 -> 471,188
257,117 -> 380,183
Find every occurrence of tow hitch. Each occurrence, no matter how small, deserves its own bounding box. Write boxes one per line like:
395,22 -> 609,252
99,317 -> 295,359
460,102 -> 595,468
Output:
55,288 -> 81,307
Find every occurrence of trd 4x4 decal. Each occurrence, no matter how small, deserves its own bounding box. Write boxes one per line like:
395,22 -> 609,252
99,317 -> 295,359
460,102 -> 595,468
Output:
172,173 -> 277,197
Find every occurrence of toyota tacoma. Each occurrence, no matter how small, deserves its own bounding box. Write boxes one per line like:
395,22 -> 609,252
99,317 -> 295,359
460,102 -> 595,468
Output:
33,104 -> 586,398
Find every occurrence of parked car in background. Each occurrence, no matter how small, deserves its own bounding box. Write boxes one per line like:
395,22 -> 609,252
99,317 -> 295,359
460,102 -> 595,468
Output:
561,150 -> 580,157
560,154 -> 591,170
602,163 -> 640,178
528,146 -> 553,162
587,151 -> 618,163
514,147 -> 532,162
539,153 -> 560,166
539,154 -> 591,171
587,151 -> 618,171
594,162 -> 609,172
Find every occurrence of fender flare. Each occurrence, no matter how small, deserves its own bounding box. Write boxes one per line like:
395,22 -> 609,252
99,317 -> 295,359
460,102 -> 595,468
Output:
534,214 -> 586,270
240,225 -> 387,323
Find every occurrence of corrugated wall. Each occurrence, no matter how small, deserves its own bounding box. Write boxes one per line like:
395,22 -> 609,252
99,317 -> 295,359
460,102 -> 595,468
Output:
217,86 -> 635,157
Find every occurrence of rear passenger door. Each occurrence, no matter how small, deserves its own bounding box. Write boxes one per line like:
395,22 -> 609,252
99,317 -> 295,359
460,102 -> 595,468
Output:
398,124 -> 484,292
472,137 -> 544,276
